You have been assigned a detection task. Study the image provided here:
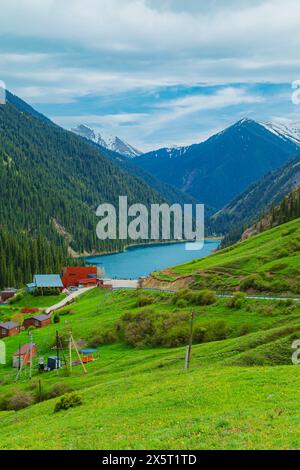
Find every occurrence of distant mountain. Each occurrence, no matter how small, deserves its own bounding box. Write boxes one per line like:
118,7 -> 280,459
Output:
212,153 -> 300,243
71,124 -> 142,158
134,119 -> 300,210
260,122 -> 300,146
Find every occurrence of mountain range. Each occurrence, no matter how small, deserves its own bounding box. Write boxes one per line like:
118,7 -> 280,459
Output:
71,124 -> 142,158
2,89 -> 300,287
134,118 -> 300,210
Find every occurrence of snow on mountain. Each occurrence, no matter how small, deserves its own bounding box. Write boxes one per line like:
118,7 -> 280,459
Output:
260,121 -> 300,147
71,124 -> 142,158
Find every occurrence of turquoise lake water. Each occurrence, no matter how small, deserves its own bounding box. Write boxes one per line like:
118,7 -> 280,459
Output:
86,240 -> 220,279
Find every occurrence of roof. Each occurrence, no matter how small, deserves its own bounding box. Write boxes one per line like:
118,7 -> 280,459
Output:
14,343 -> 36,355
30,314 -> 50,322
0,321 -> 19,330
26,283 -> 36,289
33,274 -> 63,288
1,289 -> 17,294
80,348 -> 97,354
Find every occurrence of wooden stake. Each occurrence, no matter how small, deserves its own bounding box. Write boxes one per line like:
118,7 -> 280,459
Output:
185,310 -> 195,370
71,333 -> 87,374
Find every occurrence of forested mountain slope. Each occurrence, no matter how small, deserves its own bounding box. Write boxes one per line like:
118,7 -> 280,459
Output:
212,153 -> 300,242
0,96 -> 169,287
242,184 -> 300,240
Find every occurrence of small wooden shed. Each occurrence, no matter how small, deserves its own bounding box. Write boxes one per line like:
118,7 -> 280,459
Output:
23,314 -> 51,329
0,321 -> 20,338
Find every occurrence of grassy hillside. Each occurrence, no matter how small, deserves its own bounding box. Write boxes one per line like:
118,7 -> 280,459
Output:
149,218 -> 300,294
0,288 -> 300,449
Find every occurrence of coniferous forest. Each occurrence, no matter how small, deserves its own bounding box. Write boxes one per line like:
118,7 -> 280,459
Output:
0,95 -> 167,288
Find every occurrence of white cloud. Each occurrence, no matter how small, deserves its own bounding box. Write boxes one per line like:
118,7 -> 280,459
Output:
1,1 -> 299,148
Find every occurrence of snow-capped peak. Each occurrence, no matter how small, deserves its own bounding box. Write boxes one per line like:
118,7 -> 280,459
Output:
71,124 -> 142,158
260,121 -> 300,147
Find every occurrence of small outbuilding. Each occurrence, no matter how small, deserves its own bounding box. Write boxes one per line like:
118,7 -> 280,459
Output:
13,343 -> 37,368
0,321 -> 20,338
0,289 -> 17,302
23,314 -> 51,329
47,356 -> 62,371
26,274 -> 64,293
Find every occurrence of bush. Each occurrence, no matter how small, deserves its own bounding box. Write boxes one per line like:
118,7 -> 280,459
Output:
52,313 -> 60,324
88,330 -> 117,348
136,296 -> 155,307
227,292 -> 246,309
6,392 -> 34,411
238,324 -> 251,336
203,320 -> 231,342
47,383 -> 73,399
54,393 -> 82,412
172,288 -> 216,306
176,299 -> 188,308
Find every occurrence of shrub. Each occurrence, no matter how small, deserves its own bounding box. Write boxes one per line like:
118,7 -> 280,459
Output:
47,383 -> 73,399
194,290 -> 216,306
172,288 -> 216,306
239,274 -> 269,292
6,392 -> 34,411
238,324 -> 251,336
52,313 -> 60,324
204,320 -> 231,342
54,393 -> 82,412
176,299 -> 188,308
88,330 -> 117,348
136,296 -> 155,307
227,292 -> 246,309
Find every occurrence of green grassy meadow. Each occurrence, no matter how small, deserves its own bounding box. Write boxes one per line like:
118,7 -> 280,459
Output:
153,218 -> 300,294
0,286 -> 300,450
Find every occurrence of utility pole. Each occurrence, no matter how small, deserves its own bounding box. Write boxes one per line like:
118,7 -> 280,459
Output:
185,310 -> 195,370
55,330 -> 60,371
29,331 -> 33,380
69,331 -> 72,373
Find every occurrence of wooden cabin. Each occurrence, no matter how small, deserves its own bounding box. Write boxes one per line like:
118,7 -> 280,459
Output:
23,314 -> 51,329
0,321 -> 20,338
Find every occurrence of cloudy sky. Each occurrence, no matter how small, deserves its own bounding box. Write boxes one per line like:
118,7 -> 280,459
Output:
1,0 -> 300,150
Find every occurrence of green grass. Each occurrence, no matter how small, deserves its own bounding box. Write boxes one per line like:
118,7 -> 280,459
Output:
1,287 -> 300,449
0,292 -> 66,324
10,292 -> 66,308
152,218 -> 300,294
